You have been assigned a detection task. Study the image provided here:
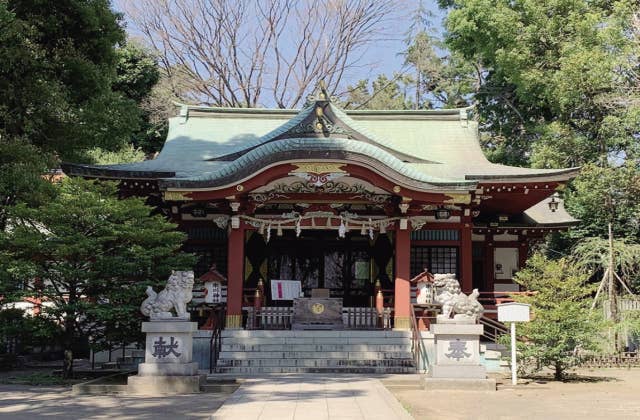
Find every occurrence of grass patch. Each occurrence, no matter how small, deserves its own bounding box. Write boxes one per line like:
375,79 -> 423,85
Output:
0,371 -> 80,386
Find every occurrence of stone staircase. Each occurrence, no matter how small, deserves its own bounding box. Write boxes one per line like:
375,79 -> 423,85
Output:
213,330 -> 415,374
481,342 -> 510,373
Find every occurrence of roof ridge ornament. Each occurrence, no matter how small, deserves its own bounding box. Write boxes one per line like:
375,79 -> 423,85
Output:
304,80 -> 339,106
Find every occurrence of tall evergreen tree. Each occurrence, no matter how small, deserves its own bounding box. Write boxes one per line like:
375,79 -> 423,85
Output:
1,178 -> 195,377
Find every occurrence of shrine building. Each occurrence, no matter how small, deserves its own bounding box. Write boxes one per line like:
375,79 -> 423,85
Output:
63,88 -> 578,331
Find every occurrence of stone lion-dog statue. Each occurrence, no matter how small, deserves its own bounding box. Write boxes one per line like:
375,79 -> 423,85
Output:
140,270 -> 195,320
432,273 -> 484,322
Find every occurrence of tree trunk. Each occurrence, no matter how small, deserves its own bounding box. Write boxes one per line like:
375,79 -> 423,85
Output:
63,349 -> 73,379
607,222 -> 620,352
62,316 -> 74,379
554,362 -> 563,381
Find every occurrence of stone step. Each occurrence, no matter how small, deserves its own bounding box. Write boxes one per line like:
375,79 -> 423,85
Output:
220,337 -> 411,345
199,383 -> 240,394
216,359 -> 414,368
382,383 -> 424,391
221,344 -> 410,352
218,351 -> 413,360
221,330 -> 412,338
101,362 -> 118,369
484,342 -> 508,351
213,366 -> 416,374
484,350 -> 502,360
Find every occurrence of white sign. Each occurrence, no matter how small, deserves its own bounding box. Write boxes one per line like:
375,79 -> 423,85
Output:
497,302 -> 530,322
497,302 -> 531,386
204,281 -> 226,304
270,280 -> 302,300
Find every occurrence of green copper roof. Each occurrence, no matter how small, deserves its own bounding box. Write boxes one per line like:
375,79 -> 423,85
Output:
62,100 -> 578,189
171,137 -> 474,190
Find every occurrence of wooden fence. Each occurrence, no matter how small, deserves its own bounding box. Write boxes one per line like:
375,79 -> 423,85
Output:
245,306 -> 392,330
580,352 -> 640,368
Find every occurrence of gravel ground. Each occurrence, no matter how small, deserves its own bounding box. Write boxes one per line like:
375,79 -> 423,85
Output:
391,368 -> 640,420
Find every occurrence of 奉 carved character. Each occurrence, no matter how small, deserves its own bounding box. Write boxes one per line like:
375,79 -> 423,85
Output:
140,271 -> 194,320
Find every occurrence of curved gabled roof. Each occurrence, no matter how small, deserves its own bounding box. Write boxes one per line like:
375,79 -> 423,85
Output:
162,137 -> 474,190
62,96 -> 578,191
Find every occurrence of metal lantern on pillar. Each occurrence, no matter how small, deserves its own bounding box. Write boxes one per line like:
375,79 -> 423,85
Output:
435,207 -> 451,220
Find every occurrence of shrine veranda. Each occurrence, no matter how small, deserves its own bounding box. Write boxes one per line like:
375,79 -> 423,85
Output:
63,90 -> 578,331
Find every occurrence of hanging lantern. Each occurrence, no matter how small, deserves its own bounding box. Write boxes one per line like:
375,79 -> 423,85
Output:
338,216 -> 346,238
548,194 -> 559,212
277,224 -> 283,236
296,216 -> 302,237
368,218 -> 374,240
360,223 -> 366,235
266,224 -> 272,242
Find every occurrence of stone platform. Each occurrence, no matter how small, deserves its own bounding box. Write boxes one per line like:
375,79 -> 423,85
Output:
427,319 -> 496,390
127,320 -> 202,395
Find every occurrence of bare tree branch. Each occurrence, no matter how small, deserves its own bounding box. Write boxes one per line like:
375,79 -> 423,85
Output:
120,0 -> 403,108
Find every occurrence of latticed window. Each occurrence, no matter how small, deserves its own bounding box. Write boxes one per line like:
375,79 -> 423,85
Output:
410,246 -> 458,278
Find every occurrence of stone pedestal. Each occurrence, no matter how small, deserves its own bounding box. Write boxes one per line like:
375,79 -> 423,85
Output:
127,321 -> 202,395
425,319 -> 496,391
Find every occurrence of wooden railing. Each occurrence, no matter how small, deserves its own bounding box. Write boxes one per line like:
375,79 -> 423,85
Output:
246,307 -> 292,330
579,352 -> 640,368
619,298 -> 640,311
244,307 -> 392,330
345,307 -> 392,329
478,291 -> 535,305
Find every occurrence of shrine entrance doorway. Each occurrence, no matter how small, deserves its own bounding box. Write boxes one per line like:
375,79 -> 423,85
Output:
245,230 -> 394,307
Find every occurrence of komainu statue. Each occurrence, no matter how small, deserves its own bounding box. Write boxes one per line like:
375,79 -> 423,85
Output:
432,273 -> 484,322
140,271 -> 195,320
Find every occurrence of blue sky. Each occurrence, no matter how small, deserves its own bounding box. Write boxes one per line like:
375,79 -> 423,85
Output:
113,0 -> 446,91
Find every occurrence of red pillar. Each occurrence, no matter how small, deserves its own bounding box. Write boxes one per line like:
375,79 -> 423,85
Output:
226,224 -> 245,329
460,222 -> 473,293
484,236 -> 495,293
518,239 -> 528,271
394,226 -> 411,330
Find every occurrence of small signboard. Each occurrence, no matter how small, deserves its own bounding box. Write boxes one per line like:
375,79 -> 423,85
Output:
271,280 -> 302,300
497,302 -> 531,386
204,281 -> 227,304
497,302 -> 531,322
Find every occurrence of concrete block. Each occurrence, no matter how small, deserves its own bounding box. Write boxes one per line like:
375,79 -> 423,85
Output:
138,362 -> 198,376
430,323 -> 484,335
127,375 -> 202,395
142,321 -> 198,333
430,364 -> 487,379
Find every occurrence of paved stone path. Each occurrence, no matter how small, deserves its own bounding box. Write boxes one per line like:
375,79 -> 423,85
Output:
0,384 -> 228,419
212,375 -> 413,420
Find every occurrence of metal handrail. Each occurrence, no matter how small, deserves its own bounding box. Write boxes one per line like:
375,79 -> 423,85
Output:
208,305 -> 226,374
479,316 -> 508,343
410,304 -> 430,374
